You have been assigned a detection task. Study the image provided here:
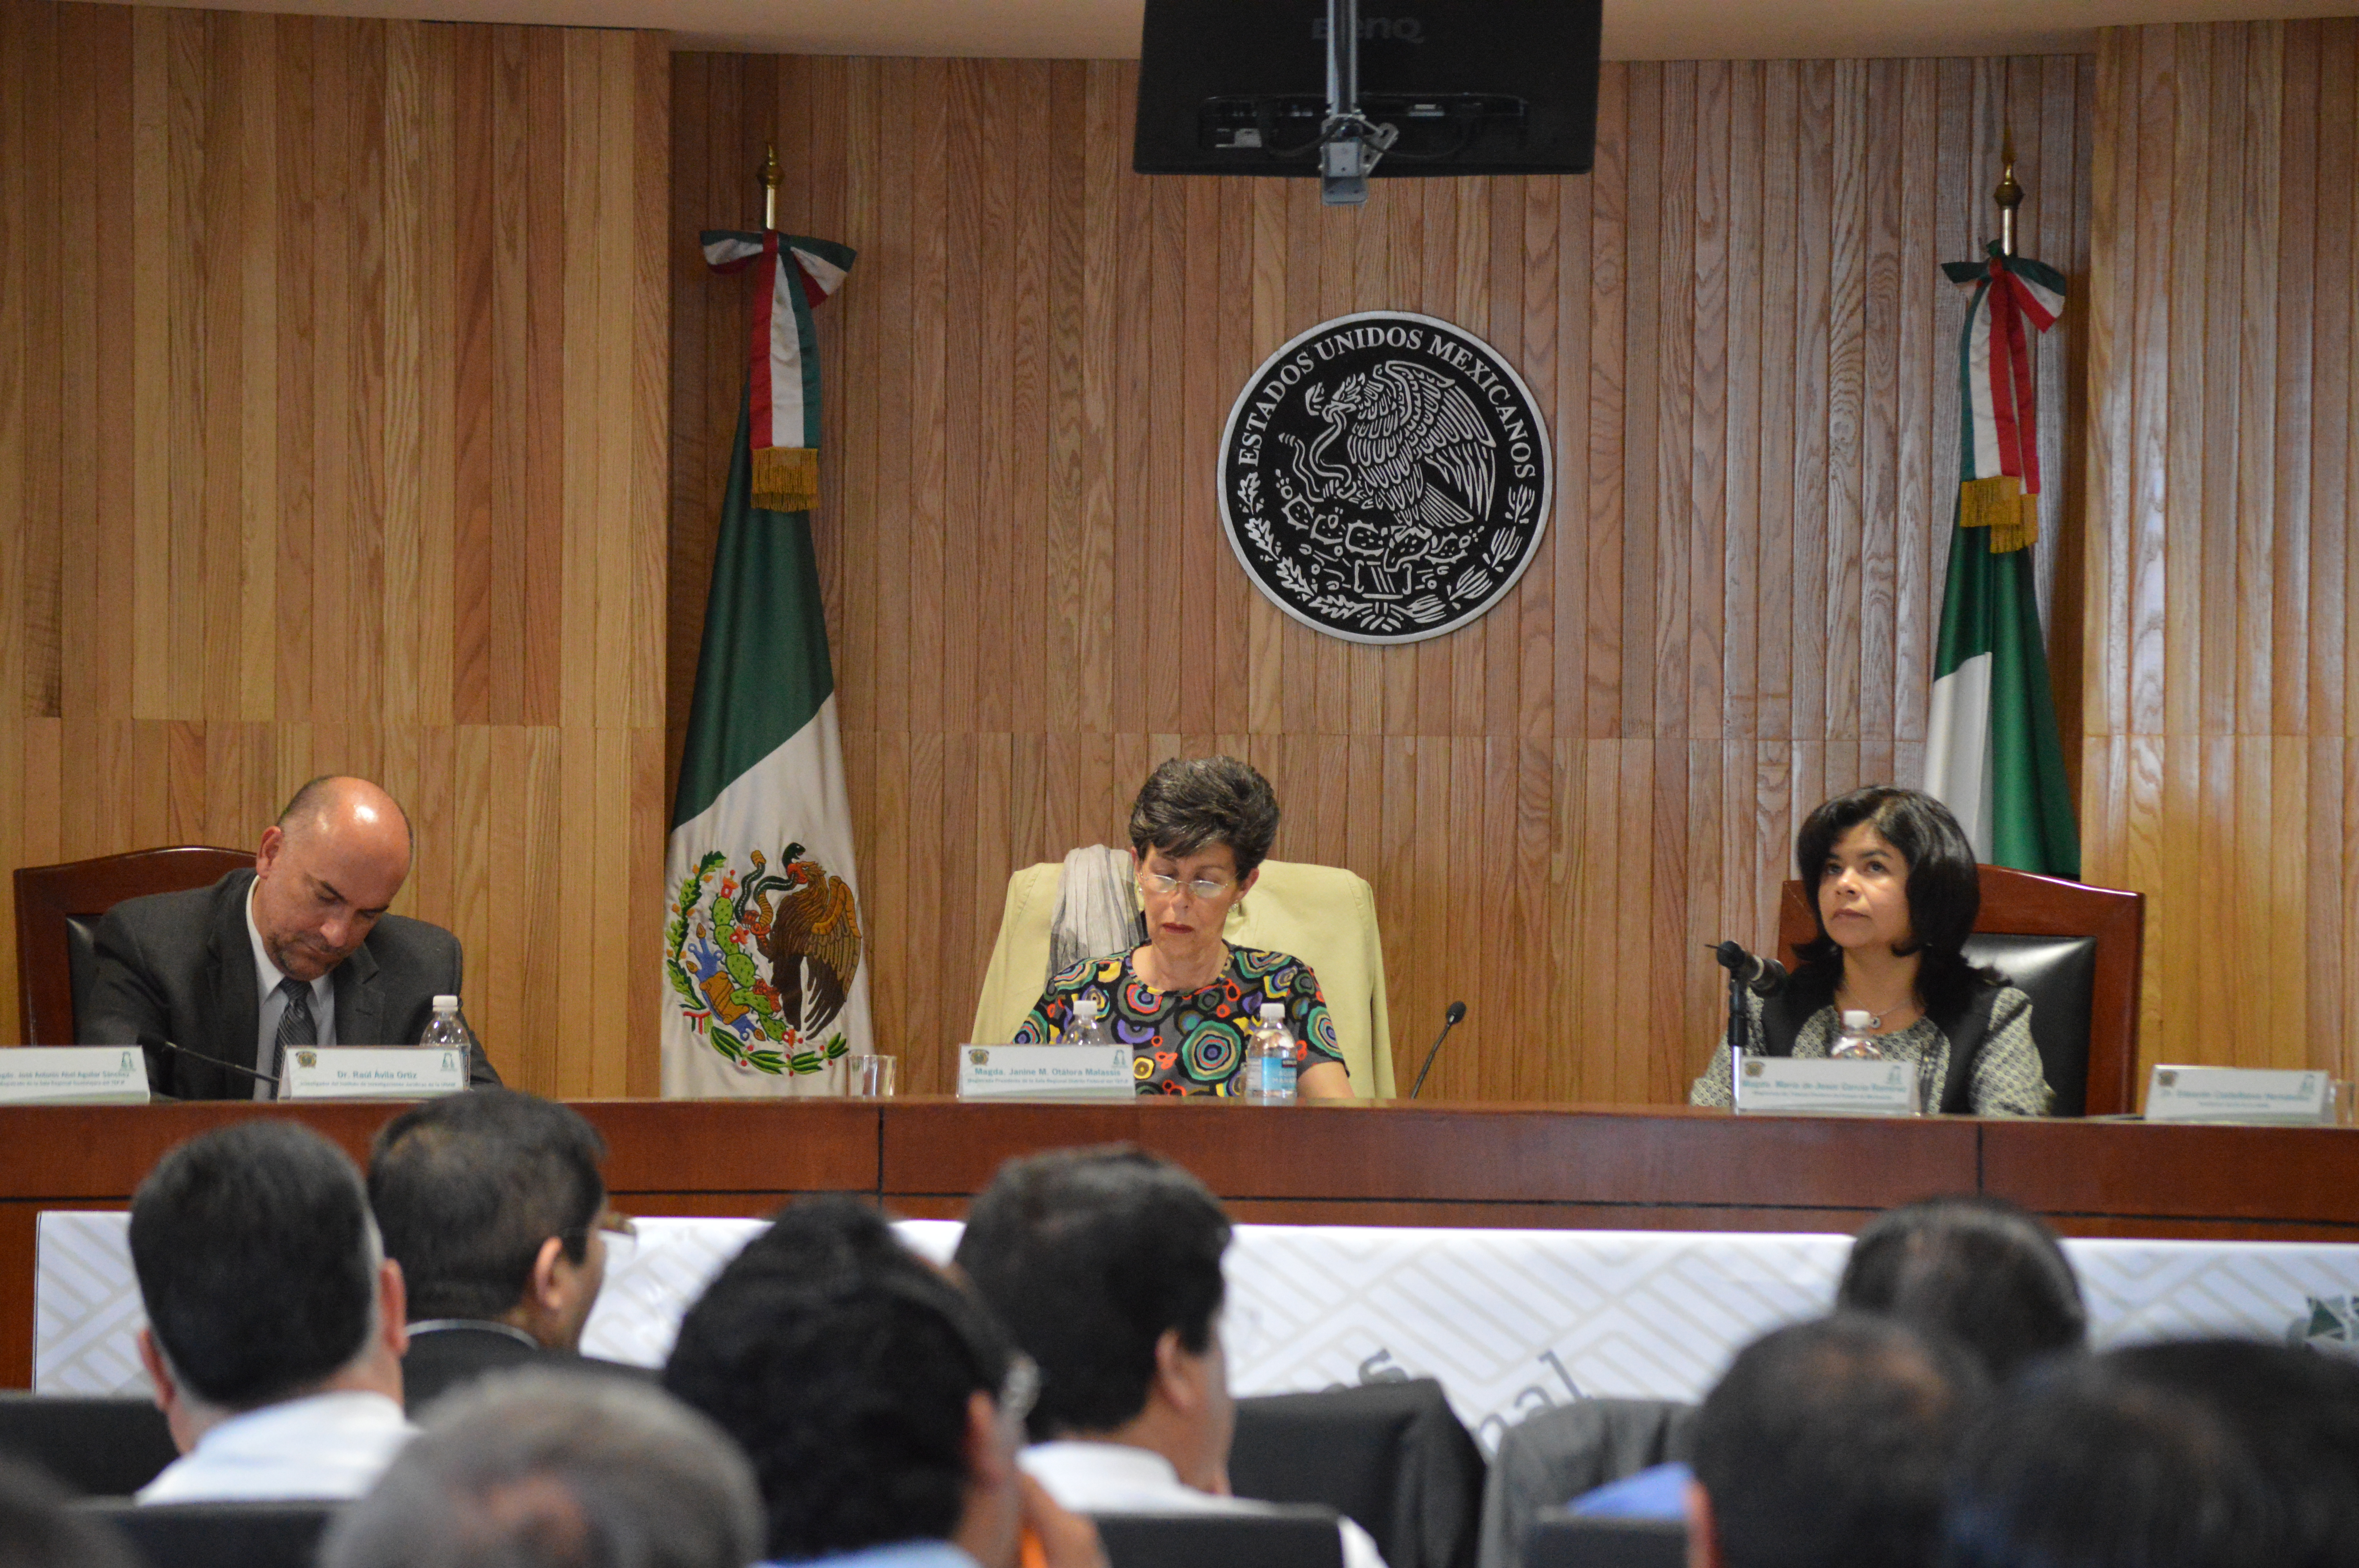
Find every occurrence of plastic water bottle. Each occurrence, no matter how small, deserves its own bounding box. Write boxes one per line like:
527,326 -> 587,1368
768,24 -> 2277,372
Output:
1829,1009 -> 1883,1060
1065,995 -> 1115,1047
1248,1004 -> 1296,1103
419,995 -> 473,1051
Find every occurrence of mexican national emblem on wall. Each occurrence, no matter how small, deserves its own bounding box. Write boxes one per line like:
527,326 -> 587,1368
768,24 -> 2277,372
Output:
1219,312 -> 1551,644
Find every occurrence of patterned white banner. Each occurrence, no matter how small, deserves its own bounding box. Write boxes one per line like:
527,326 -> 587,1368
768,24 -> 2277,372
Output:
38,1214 -> 2359,1451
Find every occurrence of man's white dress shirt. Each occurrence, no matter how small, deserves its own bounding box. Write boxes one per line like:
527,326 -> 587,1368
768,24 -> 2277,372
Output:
1020,1440 -> 1390,1568
137,1391 -> 416,1503
244,883 -> 335,1099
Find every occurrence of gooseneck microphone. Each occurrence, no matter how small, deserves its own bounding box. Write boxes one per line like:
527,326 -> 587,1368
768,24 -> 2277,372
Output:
1408,1002 -> 1468,1100
1710,940 -> 1788,998
143,1037 -> 280,1091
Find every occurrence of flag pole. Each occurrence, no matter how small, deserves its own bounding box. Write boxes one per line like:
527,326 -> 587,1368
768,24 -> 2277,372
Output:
761,142 -> 780,232
1994,140 -> 2023,258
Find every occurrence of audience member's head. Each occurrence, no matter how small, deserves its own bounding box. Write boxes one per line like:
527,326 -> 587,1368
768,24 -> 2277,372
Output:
321,1370 -> 760,1568
370,1089 -> 612,1350
129,1122 -> 406,1445
1942,1338 -> 2359,1568
1838,1195 -> 2088,1381
953,1146 -> 1234,1486
662,1197 -> 1036,1568
0,1459 -> 141,1568
1688,1314 -> 1986,1568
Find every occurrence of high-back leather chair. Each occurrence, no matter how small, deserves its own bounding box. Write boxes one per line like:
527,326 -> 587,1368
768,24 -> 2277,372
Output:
14,848 -> 251,1044
0,1394 -> 178,1497
1521,1512 -> 1687,1568
1776,864 -> 2146,1116
1233,1379 -> 1486,1568
73,1499 -> 338,1568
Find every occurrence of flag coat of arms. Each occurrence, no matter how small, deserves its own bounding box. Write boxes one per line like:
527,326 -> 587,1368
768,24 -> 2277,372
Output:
1924,241 -> 2080,878
662,232 -> 870,1097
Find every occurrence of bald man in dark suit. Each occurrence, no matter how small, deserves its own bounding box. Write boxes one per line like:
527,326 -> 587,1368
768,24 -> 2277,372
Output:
81,775 -> 499,1099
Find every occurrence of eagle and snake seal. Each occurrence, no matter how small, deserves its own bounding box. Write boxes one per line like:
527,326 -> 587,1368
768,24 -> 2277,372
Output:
1219,311 -> 1552,645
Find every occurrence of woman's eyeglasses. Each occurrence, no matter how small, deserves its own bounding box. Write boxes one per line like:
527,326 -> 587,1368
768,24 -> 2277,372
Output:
1137,871 -> 1236,901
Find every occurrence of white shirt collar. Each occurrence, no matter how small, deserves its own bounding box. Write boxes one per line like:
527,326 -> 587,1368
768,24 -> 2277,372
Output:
1019,1441 -> 1195,1504
1021,1441 -> 1388,1568
138,1390 -> 415,1504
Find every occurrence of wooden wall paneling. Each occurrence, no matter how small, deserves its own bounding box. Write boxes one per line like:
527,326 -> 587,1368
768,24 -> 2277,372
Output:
2082,22 -> 2359,1087
2313,22 -> 2357,1082
1892,60 -> 1935,785
660,47 -> 2117,1101
3,5 -> 669,1091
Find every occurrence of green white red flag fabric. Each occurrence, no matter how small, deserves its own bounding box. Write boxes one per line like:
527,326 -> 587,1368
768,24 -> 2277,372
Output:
1925,243 -> 2080,877
699,231 -> 851,513
662,232 -> 870,1097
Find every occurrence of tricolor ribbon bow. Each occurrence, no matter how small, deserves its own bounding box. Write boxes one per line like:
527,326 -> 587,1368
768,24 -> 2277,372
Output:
1942,242 -> 2065,553
701,230 -> 855,514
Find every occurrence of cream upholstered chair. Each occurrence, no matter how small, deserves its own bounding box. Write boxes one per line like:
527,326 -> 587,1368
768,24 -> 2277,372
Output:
967,857 -> 1397,1097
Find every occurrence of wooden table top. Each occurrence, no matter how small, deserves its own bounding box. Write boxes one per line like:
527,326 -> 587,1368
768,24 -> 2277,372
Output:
4,1097 -> 2355,1387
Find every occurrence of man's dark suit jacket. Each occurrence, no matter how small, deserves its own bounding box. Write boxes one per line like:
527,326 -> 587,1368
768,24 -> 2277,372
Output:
81,869 -> 501,1099
400,1324 -> 653,1416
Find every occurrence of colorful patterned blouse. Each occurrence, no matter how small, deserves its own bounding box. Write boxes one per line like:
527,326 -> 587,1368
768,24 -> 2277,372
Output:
1012,945 -> 1347,1096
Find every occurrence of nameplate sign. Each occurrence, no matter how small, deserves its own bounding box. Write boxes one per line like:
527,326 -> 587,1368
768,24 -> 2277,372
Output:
282,1047 -> 468,1101
2145,1065 -> 2337,1125
956,1045 -> 1133,1101
1733,1056 -> 1922,1116
0,1048 -> 151,1105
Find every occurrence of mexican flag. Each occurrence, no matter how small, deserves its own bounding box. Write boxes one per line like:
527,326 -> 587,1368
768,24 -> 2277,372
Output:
1925,243 -> 2079,878
662,232 -> 872,1097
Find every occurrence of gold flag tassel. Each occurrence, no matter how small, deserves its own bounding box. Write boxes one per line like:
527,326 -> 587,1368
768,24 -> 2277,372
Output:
751,446 -> 821,514
1958,475 -> 2038,553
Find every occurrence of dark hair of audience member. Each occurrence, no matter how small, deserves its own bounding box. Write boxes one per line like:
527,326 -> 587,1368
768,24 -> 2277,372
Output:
0,1459 -> 141,1568
952,1145 -> 1231,1441
128,1120 -> 379,1409
1693,1313 -> 1986,1568
1838,1195 -> 2088,1381
1942,1338 -> 2359,1568
662,1196 -> 1013,1561
321,1369 -> 762,1568
370,1089 -> 609,1320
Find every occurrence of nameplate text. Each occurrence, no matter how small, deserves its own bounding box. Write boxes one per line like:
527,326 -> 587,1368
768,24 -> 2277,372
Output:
956,1045 -> 1133,1101
1733,1056 -> 1923,1116
2144,1065 -> 2336,1126
0,1047 -> 151,1105
282,1047 -> 469,1101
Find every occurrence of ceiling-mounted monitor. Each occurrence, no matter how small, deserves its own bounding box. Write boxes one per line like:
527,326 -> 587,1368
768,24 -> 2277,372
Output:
1134,0 -> 1603,179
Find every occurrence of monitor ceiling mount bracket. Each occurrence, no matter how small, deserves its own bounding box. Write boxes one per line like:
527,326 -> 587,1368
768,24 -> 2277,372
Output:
1319,0 -> 1398,203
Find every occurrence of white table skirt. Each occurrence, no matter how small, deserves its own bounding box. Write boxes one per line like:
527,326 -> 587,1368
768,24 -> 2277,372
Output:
38,1212 -> 2359,1451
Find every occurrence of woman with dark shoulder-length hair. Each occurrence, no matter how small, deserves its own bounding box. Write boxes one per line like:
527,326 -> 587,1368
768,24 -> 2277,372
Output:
1012,756 -> 1356,1099
1690,785 -> 2052,1116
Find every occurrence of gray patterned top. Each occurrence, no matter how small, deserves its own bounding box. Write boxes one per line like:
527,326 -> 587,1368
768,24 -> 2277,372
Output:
1688,984 -> 2052,1117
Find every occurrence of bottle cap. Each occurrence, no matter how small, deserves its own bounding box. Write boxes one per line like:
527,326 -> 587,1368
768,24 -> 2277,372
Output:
433,995 -> 460,1012
1840,1009 -> 1876,1031
1075,996 -> 1099,1019
1259,1003 -> 1284,1023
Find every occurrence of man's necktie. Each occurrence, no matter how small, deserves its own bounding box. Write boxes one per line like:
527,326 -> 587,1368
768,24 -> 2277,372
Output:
271,976 -> 316,1099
